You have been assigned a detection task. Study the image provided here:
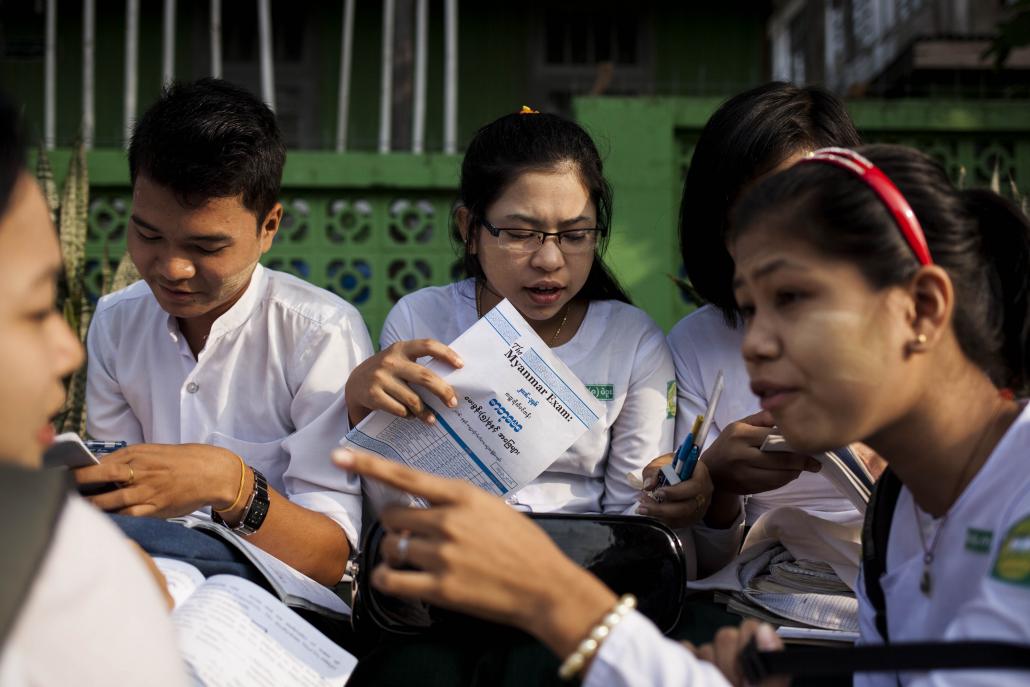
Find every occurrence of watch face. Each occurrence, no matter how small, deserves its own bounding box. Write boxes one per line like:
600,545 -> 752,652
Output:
240,469 -> 271,535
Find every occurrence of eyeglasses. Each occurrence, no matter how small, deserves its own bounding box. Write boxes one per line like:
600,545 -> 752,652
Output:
480,219 -> 604,255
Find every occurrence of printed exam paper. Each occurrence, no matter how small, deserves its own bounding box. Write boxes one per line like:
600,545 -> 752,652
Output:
344,299 -> 604,510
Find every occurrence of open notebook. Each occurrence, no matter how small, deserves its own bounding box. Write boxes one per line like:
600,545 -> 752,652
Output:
156,558 -> 357,686
760,433 -> 874,510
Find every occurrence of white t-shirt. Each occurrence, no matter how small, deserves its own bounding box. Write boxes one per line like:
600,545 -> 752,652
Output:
668,305 -> 858,569
584,402 -> 1030,687
86,264 -> 374,546
856,401 -> 1030,687
381,279 -> 676,513
0,496 -> 189,687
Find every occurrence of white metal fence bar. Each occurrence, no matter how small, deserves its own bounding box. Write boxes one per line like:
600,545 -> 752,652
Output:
123,0 -> 139,147
210,0 -> 222,78
258,0 -> 276,111
444,0 -> 458,154
162,0 -> 176,86
335,0 -> 356,152
82,0 -> 95,148
44,0 -> 56,149
412,0 -> 428,153
379,0 -> 395,153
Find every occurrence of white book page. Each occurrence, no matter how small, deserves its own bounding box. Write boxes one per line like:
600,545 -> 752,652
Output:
170,514 -> 350,618
173,575 -> 356,687
232,536 -> 351,617
154,557 -> 207,609
344,299 -> 603,511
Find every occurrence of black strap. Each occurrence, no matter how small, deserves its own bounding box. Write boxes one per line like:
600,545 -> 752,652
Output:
861,468 -> 903,641
0,464 -> 69,644
740,638 -> 1030,681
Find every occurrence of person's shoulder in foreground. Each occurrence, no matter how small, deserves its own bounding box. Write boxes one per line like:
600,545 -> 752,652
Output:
2,496 -> 189,687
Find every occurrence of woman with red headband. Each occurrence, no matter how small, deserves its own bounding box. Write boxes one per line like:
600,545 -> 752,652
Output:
337,143 -> 1030,686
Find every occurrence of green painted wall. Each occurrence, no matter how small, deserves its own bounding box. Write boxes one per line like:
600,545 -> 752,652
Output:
575,95 -> 1030,331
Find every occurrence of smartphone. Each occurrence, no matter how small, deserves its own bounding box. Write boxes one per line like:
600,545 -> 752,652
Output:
42,433 -> 126,496
42,433 -> 100,469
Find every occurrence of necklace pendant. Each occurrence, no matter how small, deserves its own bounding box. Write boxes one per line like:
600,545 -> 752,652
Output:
919,567 -> 932,596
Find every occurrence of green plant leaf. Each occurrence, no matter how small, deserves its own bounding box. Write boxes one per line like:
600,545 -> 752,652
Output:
59,139 -> 89,286
109,252 -> 141,294
668,273 -> 705,308
34,142 -> 59,226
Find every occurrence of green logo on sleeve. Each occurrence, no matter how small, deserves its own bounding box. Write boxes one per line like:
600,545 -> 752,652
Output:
586,384 -> 614,401
666,381 -> 677,419
965,528 -> 993,554
991,515 -> 1030,586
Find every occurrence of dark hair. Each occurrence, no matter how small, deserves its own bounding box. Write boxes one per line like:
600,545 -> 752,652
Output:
0,91 -> 26,220
456,111 -> 630,303
731,144 -> 1030,394
681,82 -> 860,324
129,78 -> 285,222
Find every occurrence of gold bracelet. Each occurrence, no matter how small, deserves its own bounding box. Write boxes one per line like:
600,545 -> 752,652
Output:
558,594 -> 637,681
214,453 -> 247,514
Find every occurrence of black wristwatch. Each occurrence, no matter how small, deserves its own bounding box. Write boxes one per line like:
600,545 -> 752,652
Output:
213,468 -> 270,536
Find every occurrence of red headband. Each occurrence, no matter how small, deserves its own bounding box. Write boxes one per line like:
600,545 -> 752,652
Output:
799,147 -> 933,266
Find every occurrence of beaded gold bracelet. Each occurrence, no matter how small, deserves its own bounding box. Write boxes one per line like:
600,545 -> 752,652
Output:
558,594 -> 637,681
214,453 -> 247,514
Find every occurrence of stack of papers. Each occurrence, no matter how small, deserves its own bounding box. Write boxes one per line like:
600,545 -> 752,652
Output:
717,546 -> 859,634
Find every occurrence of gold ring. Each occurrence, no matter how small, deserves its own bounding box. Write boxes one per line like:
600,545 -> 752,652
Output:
694,494 -> 706,511
125,465 -> 135,486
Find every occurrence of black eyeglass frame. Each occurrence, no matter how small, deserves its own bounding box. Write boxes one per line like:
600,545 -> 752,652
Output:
479,218 -> 607,249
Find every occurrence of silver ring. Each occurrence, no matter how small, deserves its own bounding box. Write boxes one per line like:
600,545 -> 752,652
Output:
396,533 -> 410,565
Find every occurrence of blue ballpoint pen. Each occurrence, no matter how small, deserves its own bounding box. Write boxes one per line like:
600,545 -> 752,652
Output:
678,370 -> 726,481
678,443 -> 701,480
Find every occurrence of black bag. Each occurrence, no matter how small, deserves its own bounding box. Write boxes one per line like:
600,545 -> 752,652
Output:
350,513 -> 686,636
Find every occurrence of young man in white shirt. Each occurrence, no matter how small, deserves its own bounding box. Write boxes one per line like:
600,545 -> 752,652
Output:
76,78 -> 373,586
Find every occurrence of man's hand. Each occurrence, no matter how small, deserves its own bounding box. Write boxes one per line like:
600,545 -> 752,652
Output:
74,443 -> 242,518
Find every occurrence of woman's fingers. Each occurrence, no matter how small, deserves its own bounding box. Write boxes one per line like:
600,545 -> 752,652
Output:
641,453 -> 673,489
385,358 -> 457,416
636,497 -> 706,527
713,626 -> 746,686
654,475 -> 709,503
379,531 -> 444,569
397,339 -> 464,370
371,563 -> 442,600
740,410 -> 776,428
334,449 -> 464,506
378,375 -> 435,423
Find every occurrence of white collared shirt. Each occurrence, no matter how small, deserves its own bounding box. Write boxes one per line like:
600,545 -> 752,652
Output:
85,264 -> 373,547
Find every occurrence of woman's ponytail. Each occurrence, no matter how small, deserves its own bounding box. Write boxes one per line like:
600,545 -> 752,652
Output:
964,189 -> 1030,394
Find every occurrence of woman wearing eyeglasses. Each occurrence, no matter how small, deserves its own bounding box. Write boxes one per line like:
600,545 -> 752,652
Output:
344,109 -> 685,516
